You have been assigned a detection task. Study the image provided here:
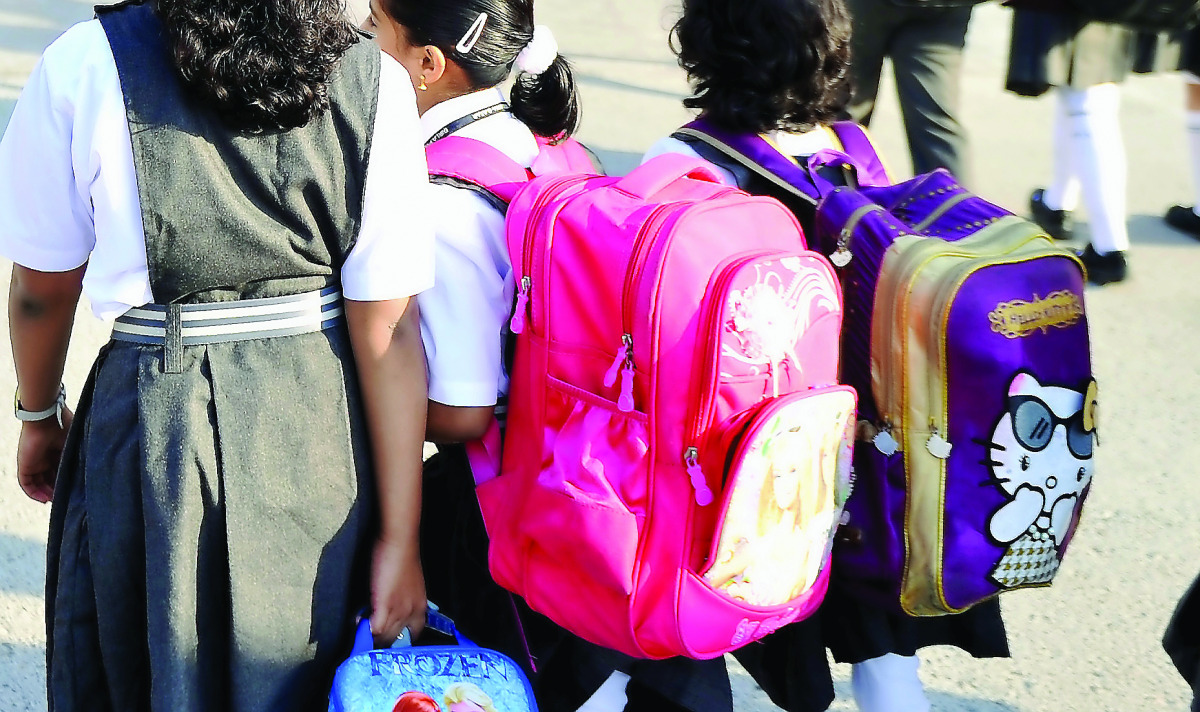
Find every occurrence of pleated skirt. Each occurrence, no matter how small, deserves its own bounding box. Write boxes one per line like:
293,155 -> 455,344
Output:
46,326 -> 374,711
1007,10 -> 1138,96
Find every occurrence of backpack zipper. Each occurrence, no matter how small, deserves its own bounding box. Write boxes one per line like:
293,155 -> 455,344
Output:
607,203 -> 682,412
679,251 -> 787,505
832,204 -> 887,266
509,174 -> 592,334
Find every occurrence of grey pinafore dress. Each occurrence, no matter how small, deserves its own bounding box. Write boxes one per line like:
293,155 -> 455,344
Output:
45,3 -> 382,710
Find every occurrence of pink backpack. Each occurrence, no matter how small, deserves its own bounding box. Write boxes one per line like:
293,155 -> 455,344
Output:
426,137 -> 857,660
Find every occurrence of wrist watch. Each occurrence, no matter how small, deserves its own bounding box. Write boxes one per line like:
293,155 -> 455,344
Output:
14,384 -> 66,427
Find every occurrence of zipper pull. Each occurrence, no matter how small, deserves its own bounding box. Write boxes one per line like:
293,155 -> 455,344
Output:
873,423 -> 899,456
604,334 -> 631,388
618,363 -> 635,413
510,276 -> 531,334
685,447 -> 715,506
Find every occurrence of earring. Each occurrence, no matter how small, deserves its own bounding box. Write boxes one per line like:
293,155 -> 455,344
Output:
417,75 -> 428,91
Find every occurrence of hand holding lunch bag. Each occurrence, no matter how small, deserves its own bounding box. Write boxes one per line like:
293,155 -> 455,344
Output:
329,608 -> 537,712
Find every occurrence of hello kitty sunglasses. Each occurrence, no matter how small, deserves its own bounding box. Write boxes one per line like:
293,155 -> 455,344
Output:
1009,395 -> 1094,460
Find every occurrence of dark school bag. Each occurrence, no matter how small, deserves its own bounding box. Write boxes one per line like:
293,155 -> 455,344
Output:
671,119 -> 1098,617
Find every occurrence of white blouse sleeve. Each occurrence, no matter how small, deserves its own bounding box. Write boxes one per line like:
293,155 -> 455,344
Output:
341,50 -> 435,301
417,186 -> 512,408
0,29 -> 98,272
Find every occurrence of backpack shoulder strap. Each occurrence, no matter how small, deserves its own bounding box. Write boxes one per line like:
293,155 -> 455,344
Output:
425,136 -> 530,209
672,121 -> 819,206
828,122 -> 893,187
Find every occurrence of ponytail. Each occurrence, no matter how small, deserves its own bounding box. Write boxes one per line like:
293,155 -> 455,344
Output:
511,56 -> 581,140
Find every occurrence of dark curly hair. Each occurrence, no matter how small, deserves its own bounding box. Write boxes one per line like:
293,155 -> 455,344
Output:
154,0 -> 361,133
381,0 -> 580,139
670,0 -> 853,135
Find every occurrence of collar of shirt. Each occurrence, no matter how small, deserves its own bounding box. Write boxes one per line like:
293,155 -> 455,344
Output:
420,87 -> 510,144
768,127 -> 837,157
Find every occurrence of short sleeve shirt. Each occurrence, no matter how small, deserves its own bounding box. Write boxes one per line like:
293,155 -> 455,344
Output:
417,88 -> 539,408
0,20 -> 434,320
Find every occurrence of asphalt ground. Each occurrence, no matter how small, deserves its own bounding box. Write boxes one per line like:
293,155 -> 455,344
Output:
1,1 -> 1199,710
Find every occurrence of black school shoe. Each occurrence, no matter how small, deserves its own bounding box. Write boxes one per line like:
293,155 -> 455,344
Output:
1077,243 -> 1128,285
1029,188 -> 1074,240
1165,204 -> 1200,239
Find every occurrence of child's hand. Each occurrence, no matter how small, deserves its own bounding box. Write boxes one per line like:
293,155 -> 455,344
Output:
16,407 -> 73,503
369,536 -> 427,648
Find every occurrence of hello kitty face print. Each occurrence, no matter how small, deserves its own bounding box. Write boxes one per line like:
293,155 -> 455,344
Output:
983,372 -> 1097,588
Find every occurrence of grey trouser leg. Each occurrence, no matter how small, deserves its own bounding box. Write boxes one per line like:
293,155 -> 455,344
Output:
891,6 -> 973,183
846,0 -> 973,184
846,0 -> 899,127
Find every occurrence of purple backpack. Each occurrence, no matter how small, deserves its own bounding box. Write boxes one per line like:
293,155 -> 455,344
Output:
677,120 -> 1097,616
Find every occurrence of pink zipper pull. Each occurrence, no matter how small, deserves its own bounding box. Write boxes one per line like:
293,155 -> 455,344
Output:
604,334 -> 633,389
510,276 -> 531,334
618,363 -> 635,413
685,447 -> 714,506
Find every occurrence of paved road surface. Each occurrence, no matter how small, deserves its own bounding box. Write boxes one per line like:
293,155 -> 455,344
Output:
1,1 -> 1198,710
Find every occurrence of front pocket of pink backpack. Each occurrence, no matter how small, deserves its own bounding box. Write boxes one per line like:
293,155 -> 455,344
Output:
700,386 -> 857,608
517,380 -> 648,597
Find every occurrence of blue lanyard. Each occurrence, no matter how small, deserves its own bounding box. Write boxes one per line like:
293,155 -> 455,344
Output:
425,102 -> 510,145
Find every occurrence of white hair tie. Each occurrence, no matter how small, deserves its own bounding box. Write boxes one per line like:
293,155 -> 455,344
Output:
515,25 -> 558,76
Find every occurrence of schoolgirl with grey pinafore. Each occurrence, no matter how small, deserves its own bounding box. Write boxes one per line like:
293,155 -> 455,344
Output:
37,3 -> 419,710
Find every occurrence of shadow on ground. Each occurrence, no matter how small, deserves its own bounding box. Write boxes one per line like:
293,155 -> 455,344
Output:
0,642 -> 48,712
0,533 -> 46,597
576,73 -> 687,102
1129,213 -> 1200,247
581,147 -> 643,177
0,1 -> 101,58
0,98 -> 15,130
829,680 -> 1025,712
568,52 -> 679,68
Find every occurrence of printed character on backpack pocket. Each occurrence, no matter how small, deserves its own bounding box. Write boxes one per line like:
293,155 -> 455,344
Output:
984,372 -> 1098,588
724,257 -> 841,392
706,402 -> 850,607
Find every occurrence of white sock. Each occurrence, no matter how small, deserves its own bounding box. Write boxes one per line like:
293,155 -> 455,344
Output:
1044,89 -> 1080,212
1187,109 -> 1200,216
851,654 -> 932,712
575,672 -> 631,712
1060,84 -> 1130,253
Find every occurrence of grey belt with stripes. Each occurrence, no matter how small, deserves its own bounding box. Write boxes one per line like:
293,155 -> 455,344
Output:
112,286 -> 344,373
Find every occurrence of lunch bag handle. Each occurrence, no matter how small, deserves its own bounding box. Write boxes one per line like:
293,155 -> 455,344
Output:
351,605 -> 477,654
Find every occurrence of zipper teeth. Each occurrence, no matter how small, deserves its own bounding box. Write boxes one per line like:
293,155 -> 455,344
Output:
686,253 -> 771,445
909,191 -> 973,234
621,204 -> 677,340
839,204 -> 886,250
521,175 -> 591,283
880,237 -> 945,426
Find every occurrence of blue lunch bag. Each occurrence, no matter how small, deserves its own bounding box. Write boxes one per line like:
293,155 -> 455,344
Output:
328,609 -> 538,712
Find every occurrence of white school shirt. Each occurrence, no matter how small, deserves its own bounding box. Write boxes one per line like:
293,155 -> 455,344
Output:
643,127 -> 840,186
0,20 -> 434,321
417,88 -> 539,408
